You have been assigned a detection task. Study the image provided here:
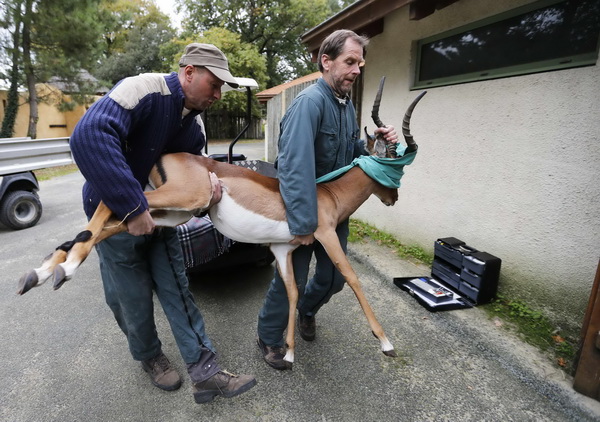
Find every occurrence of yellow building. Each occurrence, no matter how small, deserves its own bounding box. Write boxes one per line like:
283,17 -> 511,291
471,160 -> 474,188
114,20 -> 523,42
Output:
0,77 -> 106,139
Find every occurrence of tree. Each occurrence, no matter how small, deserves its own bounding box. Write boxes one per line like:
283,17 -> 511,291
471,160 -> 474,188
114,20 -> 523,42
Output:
179,0 -> 344,87
328,0 -> 355,14
0,2 -> 22,138
95,0 -> 176,85
1,0 -> 105,138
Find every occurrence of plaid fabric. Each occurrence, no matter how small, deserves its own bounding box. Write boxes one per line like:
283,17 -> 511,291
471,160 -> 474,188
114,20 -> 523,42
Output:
176,215 -> 233,269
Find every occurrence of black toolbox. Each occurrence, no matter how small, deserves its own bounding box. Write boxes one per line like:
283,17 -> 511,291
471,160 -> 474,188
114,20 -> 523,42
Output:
394,237 -> 501,311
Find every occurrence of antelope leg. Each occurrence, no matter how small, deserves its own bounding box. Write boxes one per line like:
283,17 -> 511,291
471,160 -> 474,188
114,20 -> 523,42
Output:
316,229 -> 396,357
270,243 -> 299,366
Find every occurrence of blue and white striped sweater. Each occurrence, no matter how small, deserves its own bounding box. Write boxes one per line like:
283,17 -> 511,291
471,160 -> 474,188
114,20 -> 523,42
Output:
70,72 -> 206,221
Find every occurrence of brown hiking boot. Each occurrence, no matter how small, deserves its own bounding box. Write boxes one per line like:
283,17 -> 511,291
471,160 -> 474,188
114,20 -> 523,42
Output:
141,352 -> 182,391
192,370 -> 257,403
298,313 -> 316,341
257,338 -> 292,370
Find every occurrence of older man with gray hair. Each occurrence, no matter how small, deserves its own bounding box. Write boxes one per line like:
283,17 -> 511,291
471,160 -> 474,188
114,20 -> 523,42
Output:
257,29 -> 399,370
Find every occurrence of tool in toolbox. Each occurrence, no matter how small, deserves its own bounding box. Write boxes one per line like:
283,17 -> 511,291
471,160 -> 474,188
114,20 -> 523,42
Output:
394,237 -> 501,311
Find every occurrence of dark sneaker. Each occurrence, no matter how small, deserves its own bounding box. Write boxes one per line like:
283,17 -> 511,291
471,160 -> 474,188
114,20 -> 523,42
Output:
257,338 -> 292,370
141,352 -> 182,391
298,313 -> 316,341
193,370 -> 257,404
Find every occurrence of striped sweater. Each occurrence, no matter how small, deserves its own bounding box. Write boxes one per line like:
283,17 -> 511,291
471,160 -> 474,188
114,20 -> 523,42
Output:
70,72 -> 206,220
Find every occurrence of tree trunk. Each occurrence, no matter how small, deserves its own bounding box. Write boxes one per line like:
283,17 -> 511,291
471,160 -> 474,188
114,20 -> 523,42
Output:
22,0 -> 38,139
0,13 -> 22,139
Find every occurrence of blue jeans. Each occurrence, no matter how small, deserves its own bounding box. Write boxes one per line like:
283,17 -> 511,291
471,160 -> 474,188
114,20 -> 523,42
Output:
257,220 -> 349,346
96,228 -> 216,369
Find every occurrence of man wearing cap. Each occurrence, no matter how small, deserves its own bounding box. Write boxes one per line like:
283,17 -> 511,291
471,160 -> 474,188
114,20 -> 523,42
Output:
69,43 -> 256,404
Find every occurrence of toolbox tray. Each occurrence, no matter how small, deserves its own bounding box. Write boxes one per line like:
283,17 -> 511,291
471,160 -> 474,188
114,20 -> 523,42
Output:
394,276 -> 472,311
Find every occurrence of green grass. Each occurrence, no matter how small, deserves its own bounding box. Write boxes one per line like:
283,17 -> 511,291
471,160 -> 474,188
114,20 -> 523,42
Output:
481,295 -> 578,372
348,218 -> 433,265
34,164 -> 79,181
348,218 -> 578,372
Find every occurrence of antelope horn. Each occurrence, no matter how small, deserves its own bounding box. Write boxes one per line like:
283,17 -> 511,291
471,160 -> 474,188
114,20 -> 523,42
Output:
370,76 -> 396,158
371,76 -> 386,128
402,91 -> 427,154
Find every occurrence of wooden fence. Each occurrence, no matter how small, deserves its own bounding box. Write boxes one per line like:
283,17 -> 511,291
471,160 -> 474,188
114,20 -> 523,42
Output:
264,80 -> 318,162
204,112 -> 264,140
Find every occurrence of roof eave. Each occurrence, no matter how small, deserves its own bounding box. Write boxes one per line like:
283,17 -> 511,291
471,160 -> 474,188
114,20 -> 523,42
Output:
300,0 -> 413,57
300,0 -> 461,60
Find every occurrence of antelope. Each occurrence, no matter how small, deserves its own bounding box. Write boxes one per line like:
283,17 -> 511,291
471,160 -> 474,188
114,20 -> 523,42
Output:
17,80 -> 426,367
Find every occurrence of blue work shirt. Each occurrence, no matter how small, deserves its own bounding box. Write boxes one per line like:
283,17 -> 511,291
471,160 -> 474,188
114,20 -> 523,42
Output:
276,78 -> 367,235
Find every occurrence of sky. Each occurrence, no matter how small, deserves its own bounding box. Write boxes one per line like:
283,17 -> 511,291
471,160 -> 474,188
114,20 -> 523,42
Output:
154,0 -> 183,29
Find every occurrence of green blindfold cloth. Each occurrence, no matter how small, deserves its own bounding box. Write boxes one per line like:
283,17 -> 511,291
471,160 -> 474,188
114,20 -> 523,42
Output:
316,144 -> 418,189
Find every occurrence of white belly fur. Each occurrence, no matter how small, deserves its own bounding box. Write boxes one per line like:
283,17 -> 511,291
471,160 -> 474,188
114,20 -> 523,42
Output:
209,192 -> 293,244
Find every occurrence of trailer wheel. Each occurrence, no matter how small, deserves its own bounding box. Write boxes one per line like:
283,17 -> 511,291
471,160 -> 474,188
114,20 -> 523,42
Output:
0,190 -> 43,230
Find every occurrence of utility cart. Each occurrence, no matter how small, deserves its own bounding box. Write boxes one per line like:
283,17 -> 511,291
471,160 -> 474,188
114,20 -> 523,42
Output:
0,136 -> 73,230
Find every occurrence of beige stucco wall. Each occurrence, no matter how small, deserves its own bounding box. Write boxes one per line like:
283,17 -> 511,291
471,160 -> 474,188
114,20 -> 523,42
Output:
353,0 -> 600,332
0,84 -> 91,139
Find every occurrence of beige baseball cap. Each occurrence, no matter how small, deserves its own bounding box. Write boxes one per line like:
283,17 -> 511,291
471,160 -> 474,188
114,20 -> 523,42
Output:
179,43 -> 239,88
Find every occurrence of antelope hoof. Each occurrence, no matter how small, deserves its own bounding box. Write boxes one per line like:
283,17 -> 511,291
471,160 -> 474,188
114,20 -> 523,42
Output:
52,265 -> 69,290
17,271 -> 39,295
383,349 -> 397,358
372,331 -> 396,357
283,350 -> 295,365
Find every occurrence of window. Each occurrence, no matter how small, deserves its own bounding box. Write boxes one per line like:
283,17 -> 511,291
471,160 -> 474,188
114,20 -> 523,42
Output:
413,0 -> 600,88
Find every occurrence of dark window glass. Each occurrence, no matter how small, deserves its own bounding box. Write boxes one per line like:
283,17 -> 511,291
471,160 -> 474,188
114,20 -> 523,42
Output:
415,0 -> 600,88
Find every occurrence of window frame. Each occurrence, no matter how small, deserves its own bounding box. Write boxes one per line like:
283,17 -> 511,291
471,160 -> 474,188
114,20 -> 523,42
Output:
412,0 -> 600,89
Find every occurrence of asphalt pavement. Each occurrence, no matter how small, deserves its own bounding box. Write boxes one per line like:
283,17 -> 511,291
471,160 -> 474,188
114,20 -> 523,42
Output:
1,147 -> 600,421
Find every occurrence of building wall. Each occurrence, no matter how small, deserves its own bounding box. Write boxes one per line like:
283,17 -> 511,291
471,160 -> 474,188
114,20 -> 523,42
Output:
353,0 -> 600,331
0,84 -> 91,139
